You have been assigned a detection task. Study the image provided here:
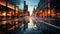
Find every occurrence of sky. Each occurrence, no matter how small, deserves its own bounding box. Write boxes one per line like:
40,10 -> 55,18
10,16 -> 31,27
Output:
25,0 -> 40,15
18,0 -> 24,10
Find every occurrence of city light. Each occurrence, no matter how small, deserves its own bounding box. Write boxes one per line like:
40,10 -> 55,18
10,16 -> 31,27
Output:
2,21 -> 7,25
51,9 -> 56,17
0,12 -> 2,16
57,13 -> 60,18
48,9 -> 50,16
2,12 -> 6,16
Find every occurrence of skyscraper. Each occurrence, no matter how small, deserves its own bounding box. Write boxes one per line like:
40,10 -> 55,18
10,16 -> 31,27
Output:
24,1 -> 28,13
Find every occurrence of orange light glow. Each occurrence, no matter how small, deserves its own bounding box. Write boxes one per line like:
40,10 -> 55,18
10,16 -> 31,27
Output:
0,12 -> 2,16
44,11 -> 47,17
12,12 -> 15,15
0,0 -> 18,10
16,21 -> 18,25
48,9 -> 50,16
40,10 -> 43,13
51,9 -> 56,17
57,13 -> 60,18
7,14 -> 12,16
0,1 -> 6,6
2,12 -> 6,16
2,21 -> 7,25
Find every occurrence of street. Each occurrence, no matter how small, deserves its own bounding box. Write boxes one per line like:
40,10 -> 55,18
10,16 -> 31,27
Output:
2,16 -> 59,34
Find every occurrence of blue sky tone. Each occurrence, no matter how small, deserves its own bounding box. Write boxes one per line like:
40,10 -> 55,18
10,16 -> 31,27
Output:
25,0 -> 40,11
19,0 -> 24,10
25,0 -> 40,15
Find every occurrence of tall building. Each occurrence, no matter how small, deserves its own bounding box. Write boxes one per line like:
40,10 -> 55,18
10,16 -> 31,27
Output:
33,7 -> 36,13
23,1 -> 28,13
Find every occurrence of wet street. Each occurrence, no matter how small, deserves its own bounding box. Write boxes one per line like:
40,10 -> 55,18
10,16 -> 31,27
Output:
0,16 -> 60,34
6,16 -> 43,34
3,16 -> 60,34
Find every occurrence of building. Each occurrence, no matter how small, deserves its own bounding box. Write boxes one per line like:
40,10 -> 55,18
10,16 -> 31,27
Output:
36,0 -> 48,17
23,1 -> 28,13
32,8 -> 36,16
33,7 -> 35,14
36,0 -> 60,18
0,0 -> 21,18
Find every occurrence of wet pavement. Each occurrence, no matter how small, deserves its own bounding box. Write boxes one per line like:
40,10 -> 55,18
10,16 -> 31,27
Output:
7,24 -> 43,34
0,16 -> 60,34
6,16 -> 43,34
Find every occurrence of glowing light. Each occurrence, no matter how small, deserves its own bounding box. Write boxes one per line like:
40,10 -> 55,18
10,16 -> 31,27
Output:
28,6 -> 34,16
2,21 -> 6,25
0,1 -> 18,10
0,12 -> 2,16
40,10 -> 43,13
51,9 -> 56,17
12,12 -> 14,15
48,9 -> 50,16
57,13 -> 60,18
2,12 -> 6,16
28,17 -> 34,26
16,21 -> 18,25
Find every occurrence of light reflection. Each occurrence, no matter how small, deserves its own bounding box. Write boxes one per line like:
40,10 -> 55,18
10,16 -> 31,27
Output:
28,17 -> 34,26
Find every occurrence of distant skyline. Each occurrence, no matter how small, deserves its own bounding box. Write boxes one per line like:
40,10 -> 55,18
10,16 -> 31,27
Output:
25,0 -> 40,15
8,0 -> 40,11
